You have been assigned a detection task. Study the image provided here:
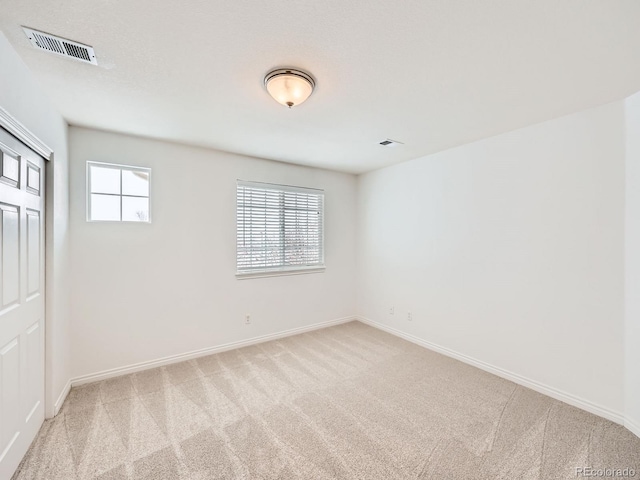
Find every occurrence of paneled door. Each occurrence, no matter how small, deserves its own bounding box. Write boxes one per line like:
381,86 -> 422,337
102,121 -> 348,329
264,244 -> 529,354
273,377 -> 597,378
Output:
0,128 -> 45,479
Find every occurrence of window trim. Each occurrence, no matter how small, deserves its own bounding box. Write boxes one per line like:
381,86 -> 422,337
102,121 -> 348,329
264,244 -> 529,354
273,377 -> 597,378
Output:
236,180 -> 325,278
235,266 -> 326,280
86,161 -> 152,223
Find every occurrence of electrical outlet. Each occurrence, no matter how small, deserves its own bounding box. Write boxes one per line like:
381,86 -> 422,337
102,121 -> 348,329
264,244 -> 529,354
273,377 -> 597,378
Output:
407,312 -> 412,321
389,306 -> 394,315
245,314 -> 251,324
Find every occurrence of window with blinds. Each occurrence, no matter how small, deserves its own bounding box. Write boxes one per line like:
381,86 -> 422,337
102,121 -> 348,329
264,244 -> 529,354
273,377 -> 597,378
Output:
236,181 -> 324,276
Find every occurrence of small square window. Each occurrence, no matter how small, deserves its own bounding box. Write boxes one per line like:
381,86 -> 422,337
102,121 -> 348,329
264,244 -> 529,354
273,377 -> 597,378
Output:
87,162 -> 151,222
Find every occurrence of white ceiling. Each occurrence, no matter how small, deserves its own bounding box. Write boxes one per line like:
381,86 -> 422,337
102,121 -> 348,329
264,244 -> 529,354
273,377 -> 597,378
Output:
2,1 -> 640,174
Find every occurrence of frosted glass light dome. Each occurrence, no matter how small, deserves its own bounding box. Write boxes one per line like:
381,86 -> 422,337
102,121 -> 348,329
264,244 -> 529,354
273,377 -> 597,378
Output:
264,69 -> 315,108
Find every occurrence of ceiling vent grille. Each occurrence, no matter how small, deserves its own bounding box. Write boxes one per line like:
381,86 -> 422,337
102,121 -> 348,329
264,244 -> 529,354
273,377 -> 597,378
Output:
22,27 -> 97,65
379,139 -> 404,147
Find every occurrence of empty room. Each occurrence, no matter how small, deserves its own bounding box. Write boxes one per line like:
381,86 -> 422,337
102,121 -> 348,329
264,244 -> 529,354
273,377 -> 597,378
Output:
1,1 -> 640,479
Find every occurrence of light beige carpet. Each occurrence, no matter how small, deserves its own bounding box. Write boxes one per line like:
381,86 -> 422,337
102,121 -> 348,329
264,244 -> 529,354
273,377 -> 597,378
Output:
13,321 -> 640,479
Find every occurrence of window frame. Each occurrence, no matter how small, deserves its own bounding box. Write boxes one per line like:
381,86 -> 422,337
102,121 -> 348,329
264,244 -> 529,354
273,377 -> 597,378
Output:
236,180 -> 325,279
86,161 -> 152,223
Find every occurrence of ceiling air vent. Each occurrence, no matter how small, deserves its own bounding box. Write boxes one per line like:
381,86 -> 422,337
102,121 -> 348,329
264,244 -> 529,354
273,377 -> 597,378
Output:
379,139 -> 404,147
22,27 -> 97,65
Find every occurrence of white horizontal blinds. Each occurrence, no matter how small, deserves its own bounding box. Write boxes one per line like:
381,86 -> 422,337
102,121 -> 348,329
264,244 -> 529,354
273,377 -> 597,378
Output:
236,185 -> 284,272
283,190 -> 323,266
237,181 -> 324,273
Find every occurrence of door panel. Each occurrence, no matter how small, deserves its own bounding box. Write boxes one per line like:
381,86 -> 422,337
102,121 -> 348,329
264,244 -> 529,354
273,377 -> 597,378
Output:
26,210 -> 40,296
0,152 -> 19,187
0,337 -> 20,458
0,128 -> 45,479
1,204 -> 20,307
26,321 -> 41,422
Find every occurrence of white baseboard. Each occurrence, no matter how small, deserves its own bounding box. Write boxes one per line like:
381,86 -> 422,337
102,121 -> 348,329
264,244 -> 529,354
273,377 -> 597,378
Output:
70,316 -> 356,387
53,379 -> 72,416
356,316 -> 626,426
625,417 -> 640,439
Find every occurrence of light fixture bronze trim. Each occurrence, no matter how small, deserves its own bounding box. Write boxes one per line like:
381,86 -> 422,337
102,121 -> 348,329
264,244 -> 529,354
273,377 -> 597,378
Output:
264,68 -> 316,108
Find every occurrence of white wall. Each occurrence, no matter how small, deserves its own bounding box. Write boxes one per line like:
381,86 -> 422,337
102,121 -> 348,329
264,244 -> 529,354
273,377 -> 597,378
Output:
1,26 -> 634,433
625,91 -> 640,436
0,32 -> 71,417
69,127 -> 357,379
357,101 -> 626,420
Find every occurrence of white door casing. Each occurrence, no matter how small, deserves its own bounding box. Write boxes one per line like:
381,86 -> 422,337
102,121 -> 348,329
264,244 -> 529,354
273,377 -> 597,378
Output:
0,128 -> 45,480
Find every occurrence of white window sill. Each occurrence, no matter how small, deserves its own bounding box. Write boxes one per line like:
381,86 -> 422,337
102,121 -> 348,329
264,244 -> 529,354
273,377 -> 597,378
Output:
236,266 -> 325,280
86,219 -> 151,224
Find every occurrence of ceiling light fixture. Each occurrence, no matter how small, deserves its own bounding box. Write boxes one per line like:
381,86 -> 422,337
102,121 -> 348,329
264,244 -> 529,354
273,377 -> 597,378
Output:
264,68 -> 315,108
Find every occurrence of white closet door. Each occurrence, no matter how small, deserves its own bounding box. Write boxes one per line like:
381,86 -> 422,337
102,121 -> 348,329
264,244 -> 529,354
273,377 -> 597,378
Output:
0,128 -> 45,480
